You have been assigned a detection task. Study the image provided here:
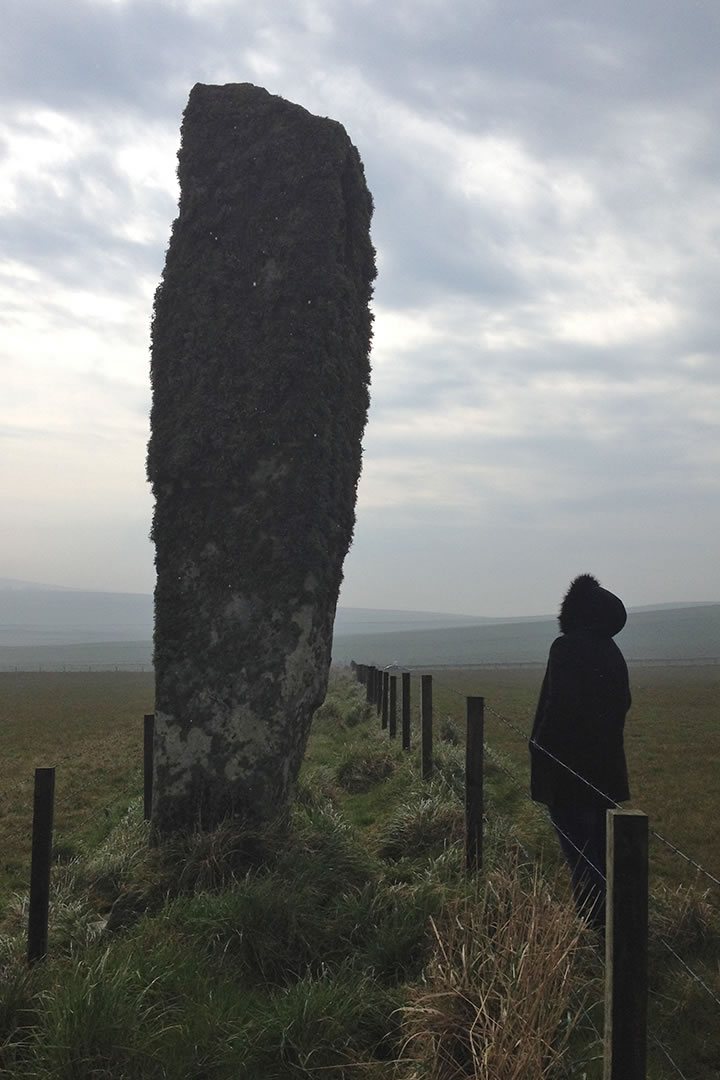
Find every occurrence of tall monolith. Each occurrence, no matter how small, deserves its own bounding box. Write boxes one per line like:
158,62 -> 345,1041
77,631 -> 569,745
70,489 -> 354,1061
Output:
147,83 -> 375,835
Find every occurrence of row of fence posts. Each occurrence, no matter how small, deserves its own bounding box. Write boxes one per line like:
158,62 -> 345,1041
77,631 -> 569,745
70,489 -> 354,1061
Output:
351,661 -> 648,1080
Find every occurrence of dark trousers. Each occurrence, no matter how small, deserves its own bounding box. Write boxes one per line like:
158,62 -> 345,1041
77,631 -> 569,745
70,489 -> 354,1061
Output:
550,803 -> 607,933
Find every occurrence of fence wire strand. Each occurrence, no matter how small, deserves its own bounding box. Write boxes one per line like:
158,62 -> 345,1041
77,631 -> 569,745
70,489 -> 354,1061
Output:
481,709 -> 720,1016
434,676 -> 720,895
360,660 -> 720,1075
649,1028 -> 691,1080
443,696 -> 607,1068
651,829 -> 720,890
391,670 -> 720,894
657,938 -> 720,1010
356,664 -> 720,1077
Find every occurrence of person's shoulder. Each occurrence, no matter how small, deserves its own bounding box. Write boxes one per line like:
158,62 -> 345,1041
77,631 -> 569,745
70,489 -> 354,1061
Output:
548,634 -> 577,661
607,637 -> 629,664
549,631 -> 600,667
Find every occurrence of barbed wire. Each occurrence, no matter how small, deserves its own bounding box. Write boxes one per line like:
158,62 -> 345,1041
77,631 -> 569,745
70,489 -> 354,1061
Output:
363,666 -> 720,1013
478,747 -> 534,864
658,937 -> 720,1010
356,666 -> 720,1072
430,676 -> 466,700
362,667 -> 720,891
648,1028 -> 690,1080
355,665 -> 720,1073
413,671 -> 720,1024
478,741 -> 607,1071
395,669 -> 608,883
427,671 -> 720,894
650,830 -> 720,889
482,745 -> 608,882
480,699 -> 626,812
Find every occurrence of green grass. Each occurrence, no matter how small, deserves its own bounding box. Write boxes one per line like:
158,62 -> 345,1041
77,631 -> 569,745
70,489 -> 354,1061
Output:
0,665 -> 718,1078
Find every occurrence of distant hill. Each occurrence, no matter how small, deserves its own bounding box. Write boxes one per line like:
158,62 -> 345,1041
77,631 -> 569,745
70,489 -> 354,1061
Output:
331,604 -> 720,667
0,584 -> 153,646
332,607 -> 549,635
0,580 -> 717,669
0,584 -> 538,648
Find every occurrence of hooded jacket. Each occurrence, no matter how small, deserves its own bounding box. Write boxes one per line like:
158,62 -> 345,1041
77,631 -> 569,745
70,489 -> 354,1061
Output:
529,574 -> 631,809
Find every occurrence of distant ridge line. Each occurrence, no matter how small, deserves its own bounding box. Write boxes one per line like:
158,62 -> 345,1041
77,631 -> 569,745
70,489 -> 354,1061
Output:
1,657 -> 718,673
369,657 -> 719,671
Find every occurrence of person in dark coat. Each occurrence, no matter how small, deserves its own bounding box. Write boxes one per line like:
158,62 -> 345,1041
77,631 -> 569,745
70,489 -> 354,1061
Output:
529,573 -> 631,932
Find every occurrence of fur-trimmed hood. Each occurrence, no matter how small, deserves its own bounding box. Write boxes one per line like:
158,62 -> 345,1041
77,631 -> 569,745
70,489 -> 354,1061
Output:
558,573 -> 627,637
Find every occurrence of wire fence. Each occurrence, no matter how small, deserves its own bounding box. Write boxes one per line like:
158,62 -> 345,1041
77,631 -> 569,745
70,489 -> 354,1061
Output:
429,668 -> 720,1080
353,660 -> 720,1080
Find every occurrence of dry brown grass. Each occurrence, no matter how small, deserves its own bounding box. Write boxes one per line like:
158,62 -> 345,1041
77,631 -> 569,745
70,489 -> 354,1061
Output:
397,858 -> 588,1079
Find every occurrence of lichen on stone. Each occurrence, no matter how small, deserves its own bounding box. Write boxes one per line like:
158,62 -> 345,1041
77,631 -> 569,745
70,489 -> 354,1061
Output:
148,83 -> 375,835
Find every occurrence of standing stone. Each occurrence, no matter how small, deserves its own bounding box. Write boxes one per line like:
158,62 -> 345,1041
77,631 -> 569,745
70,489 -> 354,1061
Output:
147,83 -> 375,835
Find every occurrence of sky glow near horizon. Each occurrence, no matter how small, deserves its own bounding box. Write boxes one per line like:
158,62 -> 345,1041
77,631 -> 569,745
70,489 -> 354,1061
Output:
1,0 -> 719,616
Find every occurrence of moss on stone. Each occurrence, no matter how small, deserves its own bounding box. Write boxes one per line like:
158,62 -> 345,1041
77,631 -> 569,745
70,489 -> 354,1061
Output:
148,83 -> 375,834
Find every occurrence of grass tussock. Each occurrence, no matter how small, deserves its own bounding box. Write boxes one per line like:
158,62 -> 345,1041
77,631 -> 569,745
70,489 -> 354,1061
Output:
397,859 -> 587,1080
295,763 -> 342,809
438,715 -> 462,745
650,883 -> 720,953
103,808 -> 286,932
376,791 -> 464,862
313,679 -> 373,730
428,743 -> 466,800
335,743 -> 397,793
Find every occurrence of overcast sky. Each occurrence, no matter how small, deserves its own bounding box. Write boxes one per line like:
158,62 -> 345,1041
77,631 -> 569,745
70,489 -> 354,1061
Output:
2,0 -> 719,616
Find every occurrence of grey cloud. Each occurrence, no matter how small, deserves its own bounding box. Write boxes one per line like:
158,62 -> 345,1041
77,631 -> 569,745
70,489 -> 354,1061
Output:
0,124 -> 174,301
0,204 -> 165,292
2,0 -> 205,116
315,0 -> 718,153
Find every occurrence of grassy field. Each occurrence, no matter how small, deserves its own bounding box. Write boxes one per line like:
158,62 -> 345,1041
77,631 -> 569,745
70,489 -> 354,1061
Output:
1,666 -> 718,1078
0,672 -> 154,903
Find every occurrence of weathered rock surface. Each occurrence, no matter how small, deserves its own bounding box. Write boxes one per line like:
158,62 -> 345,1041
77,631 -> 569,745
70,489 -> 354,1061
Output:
147,83 -> 375,834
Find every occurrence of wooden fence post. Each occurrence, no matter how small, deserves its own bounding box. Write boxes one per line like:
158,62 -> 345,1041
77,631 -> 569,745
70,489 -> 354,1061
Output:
604,809 -> 648,1080
421,674 -> 433,779
381,671 -> 389,729
375,667 -> 383,716
366,666 -> 375,704
389,675 -> 397,738
402,672 -> 411,749
465,696 -> 484,872
27,767 -> 55,965
144,714 -> 155,821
